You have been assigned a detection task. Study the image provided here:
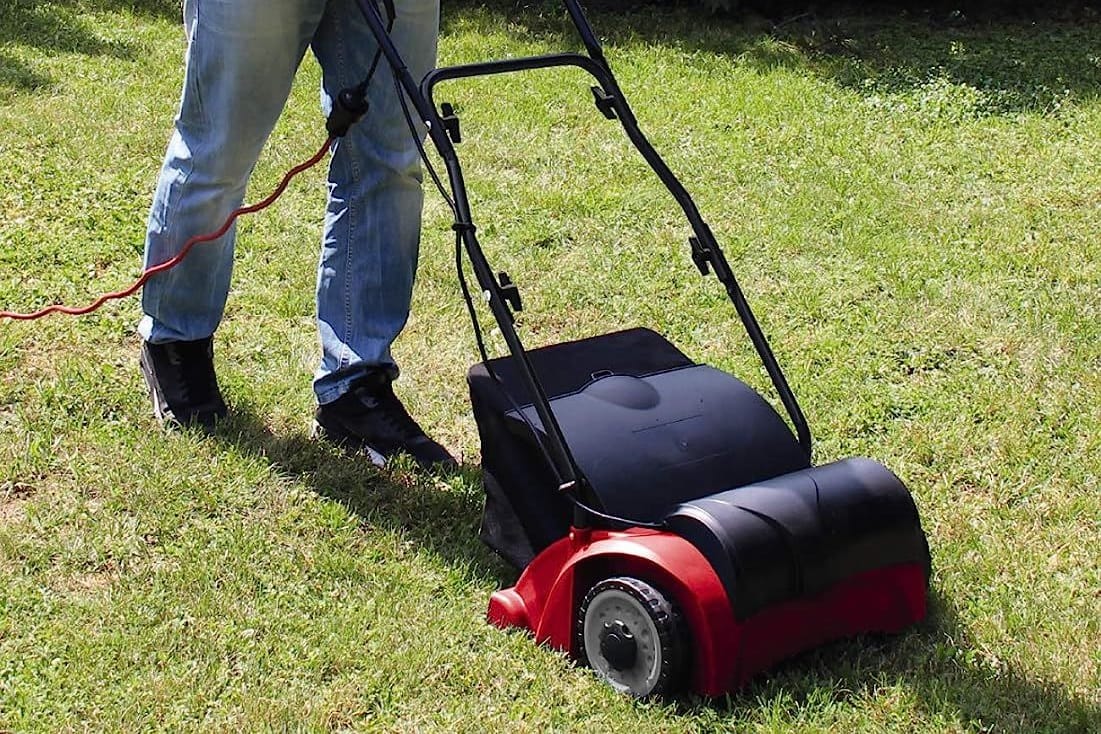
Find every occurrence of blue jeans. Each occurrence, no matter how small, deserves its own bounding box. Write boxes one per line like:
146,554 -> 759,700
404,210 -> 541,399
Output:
139,0 -> 439,404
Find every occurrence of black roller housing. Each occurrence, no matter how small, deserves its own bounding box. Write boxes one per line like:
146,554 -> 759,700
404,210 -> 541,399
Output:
665,457 -> 931,619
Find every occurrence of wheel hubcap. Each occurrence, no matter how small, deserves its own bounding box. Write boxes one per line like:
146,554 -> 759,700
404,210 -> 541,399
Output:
582,589 -> 663,696
599,621 -> 638,671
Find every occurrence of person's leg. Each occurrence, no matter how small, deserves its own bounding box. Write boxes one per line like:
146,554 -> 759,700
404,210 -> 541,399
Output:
309,0 -> 439,404
141,0 -> 325,343
309,0 -> 453,468
139,0 -> 325,427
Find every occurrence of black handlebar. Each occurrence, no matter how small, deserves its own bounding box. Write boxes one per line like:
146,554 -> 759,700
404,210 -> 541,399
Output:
351,0 -> 813,494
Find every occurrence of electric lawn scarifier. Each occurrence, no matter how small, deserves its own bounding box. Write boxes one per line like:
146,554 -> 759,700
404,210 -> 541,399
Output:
355,0 -> 930,697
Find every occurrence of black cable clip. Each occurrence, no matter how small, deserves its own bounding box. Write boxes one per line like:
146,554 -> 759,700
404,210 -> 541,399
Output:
690,236 -> 715,276
439,102 -> 461,143
497,271 -> 522,313
326,87 -> 370,138
590,86 -> 617,120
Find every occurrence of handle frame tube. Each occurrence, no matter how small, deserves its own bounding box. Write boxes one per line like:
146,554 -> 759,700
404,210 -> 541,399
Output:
352,0 -> 813,490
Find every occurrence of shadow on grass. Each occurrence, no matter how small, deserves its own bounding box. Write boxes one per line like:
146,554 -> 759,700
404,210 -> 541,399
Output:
79,0 -> 180,20
212,406 -> 1095,729
0,0 -> 173,96
680,590 -> 1097,731
7,0 -> 1097,114
442,0 -> 1101,115
740,9 -> 1101,116
210,402 -> 516,588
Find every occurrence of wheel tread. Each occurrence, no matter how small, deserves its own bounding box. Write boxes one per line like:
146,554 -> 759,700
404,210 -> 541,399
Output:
576,576 -> 688,698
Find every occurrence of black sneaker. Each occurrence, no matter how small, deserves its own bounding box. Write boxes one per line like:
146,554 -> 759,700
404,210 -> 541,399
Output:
313,371 -> 456,470
140,337 -> 228,431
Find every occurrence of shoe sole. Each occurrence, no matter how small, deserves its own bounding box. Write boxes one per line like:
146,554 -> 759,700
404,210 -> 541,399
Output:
311,420 -> 388,467
139,347 -> 172,426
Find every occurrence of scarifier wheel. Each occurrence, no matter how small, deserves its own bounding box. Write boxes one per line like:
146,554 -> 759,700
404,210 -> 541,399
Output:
576,576 -> 687,697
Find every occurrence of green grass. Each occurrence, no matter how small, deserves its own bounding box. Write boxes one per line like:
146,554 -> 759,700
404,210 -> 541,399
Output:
1,1 -> 1099,731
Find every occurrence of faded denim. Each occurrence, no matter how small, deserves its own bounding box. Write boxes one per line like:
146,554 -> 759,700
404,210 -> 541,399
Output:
139,0 -> 439,404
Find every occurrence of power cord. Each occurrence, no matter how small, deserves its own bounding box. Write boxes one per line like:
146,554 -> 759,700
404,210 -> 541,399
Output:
0,4 -> 402,322
0,138 -> 332,321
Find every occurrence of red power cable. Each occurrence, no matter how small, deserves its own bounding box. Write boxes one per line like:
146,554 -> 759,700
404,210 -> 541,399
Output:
1,137 -> 333,322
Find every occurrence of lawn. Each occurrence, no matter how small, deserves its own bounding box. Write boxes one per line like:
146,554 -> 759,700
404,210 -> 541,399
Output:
1,0 -> 1098,731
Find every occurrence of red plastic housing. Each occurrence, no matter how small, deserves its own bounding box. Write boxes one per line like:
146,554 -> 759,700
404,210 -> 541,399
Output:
488,527 -> 927,695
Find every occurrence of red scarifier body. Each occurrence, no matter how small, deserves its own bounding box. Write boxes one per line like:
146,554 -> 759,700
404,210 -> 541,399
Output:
488,527 -> 927,695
